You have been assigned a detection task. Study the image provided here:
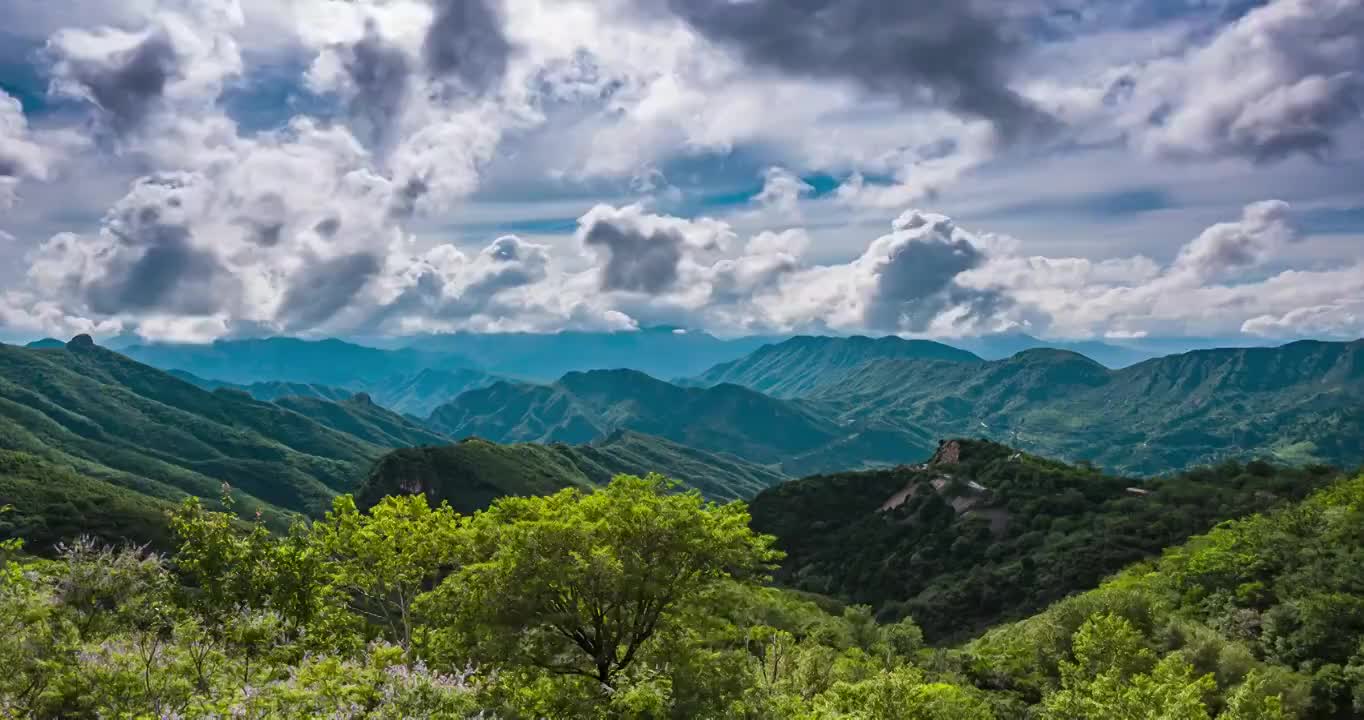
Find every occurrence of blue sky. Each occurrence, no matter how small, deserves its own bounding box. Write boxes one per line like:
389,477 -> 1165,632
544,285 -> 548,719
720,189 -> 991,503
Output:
0,0 -> 1361,344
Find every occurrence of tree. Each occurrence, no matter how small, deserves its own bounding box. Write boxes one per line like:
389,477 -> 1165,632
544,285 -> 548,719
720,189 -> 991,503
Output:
310,493 -> 464,651
423,474 -> 780,686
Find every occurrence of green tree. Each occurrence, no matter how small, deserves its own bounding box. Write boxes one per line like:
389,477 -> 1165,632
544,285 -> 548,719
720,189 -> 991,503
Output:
424,473 -> 780,686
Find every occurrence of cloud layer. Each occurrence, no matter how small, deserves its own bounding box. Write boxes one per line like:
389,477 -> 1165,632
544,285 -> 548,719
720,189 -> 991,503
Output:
0,0 -> 1361,342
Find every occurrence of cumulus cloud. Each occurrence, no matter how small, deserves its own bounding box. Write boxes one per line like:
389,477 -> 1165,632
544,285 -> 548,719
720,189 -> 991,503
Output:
1117,0 -> 1364,161
0,91 -> 59,207
577,204 -> 731,294
663,0 -> 1053,142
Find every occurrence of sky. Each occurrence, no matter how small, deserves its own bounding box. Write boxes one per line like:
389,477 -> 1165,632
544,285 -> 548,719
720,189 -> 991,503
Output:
0,0 -> 1361,344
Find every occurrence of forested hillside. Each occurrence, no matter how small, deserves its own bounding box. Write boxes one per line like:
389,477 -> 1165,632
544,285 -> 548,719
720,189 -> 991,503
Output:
7,465 -> 1361,718
750,439 -> 1342,640
359,430 -> 788,512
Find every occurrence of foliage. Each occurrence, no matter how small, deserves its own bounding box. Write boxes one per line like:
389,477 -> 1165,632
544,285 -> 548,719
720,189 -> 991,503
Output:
751,439 -> 1340,640
6,455 -> 1364,717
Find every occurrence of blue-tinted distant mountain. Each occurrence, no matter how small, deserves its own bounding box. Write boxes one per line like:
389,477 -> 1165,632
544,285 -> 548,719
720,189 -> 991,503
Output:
121,337 -> 479,387
394,326 -> 788,381
24,338 -> 66,349
954,333 -> 1157,368
690,335 -> 983,398
171,366 -> 499,419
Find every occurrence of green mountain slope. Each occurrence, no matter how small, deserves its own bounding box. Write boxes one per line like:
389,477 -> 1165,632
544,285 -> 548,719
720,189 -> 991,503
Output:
169,371 -> 356,404
427,369 -> 934,473
357,430 -> 788,513
691,334 -> 982,397
272,394 -> 450,448
0,449 -> 178,551
0,338 -> 432,521
966,469 -> 1364,717
749,438 -> 1341,641
810,339 -> 1364,473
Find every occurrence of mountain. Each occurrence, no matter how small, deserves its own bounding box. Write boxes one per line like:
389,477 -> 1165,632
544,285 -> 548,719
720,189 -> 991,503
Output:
171,366 -> 498,418
397,326 -> 786,381
24,338 -> 66,350
689,335 -> 982,398
967,467 -> 1364,717
809,339 -> 1364,474
953,332 -> 1158,368
358,430 -> 788,513
0,337 -> 445,525
0,449 -> 179,551
360,367 -> 498,417
272,394 -> 450,448
749,438 -> 1342,641
121,337 -> 479,387
169,371 -> 356,404
427,369 -> 934,474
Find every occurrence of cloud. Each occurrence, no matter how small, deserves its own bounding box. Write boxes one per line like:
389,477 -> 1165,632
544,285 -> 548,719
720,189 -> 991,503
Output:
663,0 -> 1053,142
1169,199 -> 1297,281
577,204 -> 731,294
339,24 -> 413,148
0,90 -> 62,207
55,31 -> 179,135
424,0 -> 513,94
277,252 -> 383,330
1120,0 -> 1364,161
864,212 -> 1004,332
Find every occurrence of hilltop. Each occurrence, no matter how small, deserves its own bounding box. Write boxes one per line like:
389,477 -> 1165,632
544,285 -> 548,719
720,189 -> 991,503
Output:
749,438 -> 1340,640
358,430 -> 787,513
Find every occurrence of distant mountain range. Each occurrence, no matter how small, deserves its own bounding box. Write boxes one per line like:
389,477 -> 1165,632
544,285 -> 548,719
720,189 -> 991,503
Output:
120,337 -> 481,388
392,326 -> 785,381
688,335 -> 982,397
426,368 -> 935,475
171,366 -> 498,418
424,335 -> 1364,475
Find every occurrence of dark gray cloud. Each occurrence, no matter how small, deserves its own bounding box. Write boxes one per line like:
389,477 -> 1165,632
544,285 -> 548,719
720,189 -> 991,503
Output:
277,252 -> 382,329
87,222 -> 235,316
342,25 -> 412,147
388,176 -> 429,218
314,217 -> 342,238
64,32 -> 179,134
865,218 -> 1006,331
663,0 -> 1053,141
423,0 -> 512,95
581,216 -> 684,293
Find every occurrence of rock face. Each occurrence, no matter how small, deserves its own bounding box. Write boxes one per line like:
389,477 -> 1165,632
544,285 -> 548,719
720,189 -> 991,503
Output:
931,439 -> 962,465
67,334 -> 96,349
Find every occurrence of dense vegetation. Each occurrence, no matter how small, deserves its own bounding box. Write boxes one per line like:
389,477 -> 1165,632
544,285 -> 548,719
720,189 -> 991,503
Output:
750,439 -> 1342,641
359,431 -> 788,512
9,467 -> 1361,718
0,338 -> 407,520
427,368 -> 934,475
